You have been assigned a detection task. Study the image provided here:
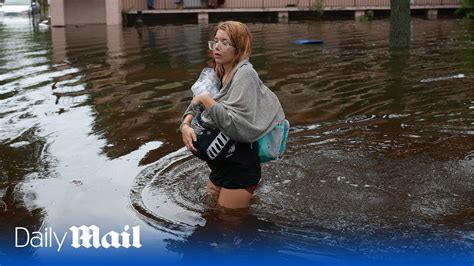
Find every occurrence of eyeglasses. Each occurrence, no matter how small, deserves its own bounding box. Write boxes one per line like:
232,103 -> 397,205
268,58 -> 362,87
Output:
208,40 -> 234,50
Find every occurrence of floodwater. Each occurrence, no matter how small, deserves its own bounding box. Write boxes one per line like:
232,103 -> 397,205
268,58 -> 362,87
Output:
0,16 -> 473,265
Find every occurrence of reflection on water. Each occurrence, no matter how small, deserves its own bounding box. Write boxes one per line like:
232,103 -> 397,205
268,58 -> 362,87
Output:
0,15 -> 473,264
166,209 -> 361,265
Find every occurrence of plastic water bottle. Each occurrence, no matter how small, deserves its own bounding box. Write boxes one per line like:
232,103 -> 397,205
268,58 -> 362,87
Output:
191,68 -> 221,98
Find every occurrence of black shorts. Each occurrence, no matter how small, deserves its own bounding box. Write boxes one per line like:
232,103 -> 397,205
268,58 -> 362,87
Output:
206,142 -> 261,190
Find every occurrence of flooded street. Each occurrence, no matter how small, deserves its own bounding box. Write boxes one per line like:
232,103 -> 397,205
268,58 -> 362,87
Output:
0,16 -> 473,265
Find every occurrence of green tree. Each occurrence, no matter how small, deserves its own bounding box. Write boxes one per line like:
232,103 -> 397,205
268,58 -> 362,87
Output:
312,0 -> 324,18
457,0 -> 474,19
389,0 -> 411,49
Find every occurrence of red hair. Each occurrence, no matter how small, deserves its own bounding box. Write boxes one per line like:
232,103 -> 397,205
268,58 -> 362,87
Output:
209,21 -> 253,80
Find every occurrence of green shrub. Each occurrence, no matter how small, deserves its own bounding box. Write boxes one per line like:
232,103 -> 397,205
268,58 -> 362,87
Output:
456,0 -> 474,19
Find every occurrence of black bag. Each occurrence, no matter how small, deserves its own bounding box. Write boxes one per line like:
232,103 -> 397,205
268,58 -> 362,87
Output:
190,113 -> 235,162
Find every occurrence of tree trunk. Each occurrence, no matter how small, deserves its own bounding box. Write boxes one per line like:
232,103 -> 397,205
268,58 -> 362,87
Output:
390,0 -> 411,49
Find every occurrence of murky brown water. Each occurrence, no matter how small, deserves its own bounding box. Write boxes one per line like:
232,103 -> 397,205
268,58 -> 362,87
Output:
0,16 -> 473,264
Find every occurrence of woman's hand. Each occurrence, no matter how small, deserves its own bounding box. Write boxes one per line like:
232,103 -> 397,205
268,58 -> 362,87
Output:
191,95 -> 203,107
181,123 -> 197,153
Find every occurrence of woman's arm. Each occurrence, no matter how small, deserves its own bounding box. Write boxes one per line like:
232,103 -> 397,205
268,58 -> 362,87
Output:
181,114 -> 193,127
180,114 -> 197,152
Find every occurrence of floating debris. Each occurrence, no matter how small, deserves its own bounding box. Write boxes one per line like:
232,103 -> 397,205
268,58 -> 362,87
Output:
71,180 -> 83,186
9,141 -> 30,148
293,39 -> 324,45
420,73 -> 464,83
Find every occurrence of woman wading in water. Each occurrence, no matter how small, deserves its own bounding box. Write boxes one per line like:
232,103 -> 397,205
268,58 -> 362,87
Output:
180,21 -> 285,209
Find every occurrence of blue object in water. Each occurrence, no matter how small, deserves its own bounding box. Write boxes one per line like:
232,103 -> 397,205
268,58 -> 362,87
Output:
294,39 -> 324,45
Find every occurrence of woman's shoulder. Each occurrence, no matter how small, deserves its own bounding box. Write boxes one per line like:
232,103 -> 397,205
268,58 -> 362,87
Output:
233,60 -> 259,81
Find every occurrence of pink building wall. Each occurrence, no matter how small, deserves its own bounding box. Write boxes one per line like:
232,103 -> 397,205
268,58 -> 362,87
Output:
51,0 -> 122,26
66,0 -> 106,24
121,0 -> 460,10
50,0 -> 460,27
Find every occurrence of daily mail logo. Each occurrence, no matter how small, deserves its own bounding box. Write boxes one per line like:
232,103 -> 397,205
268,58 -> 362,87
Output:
15,225 -> 142,252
